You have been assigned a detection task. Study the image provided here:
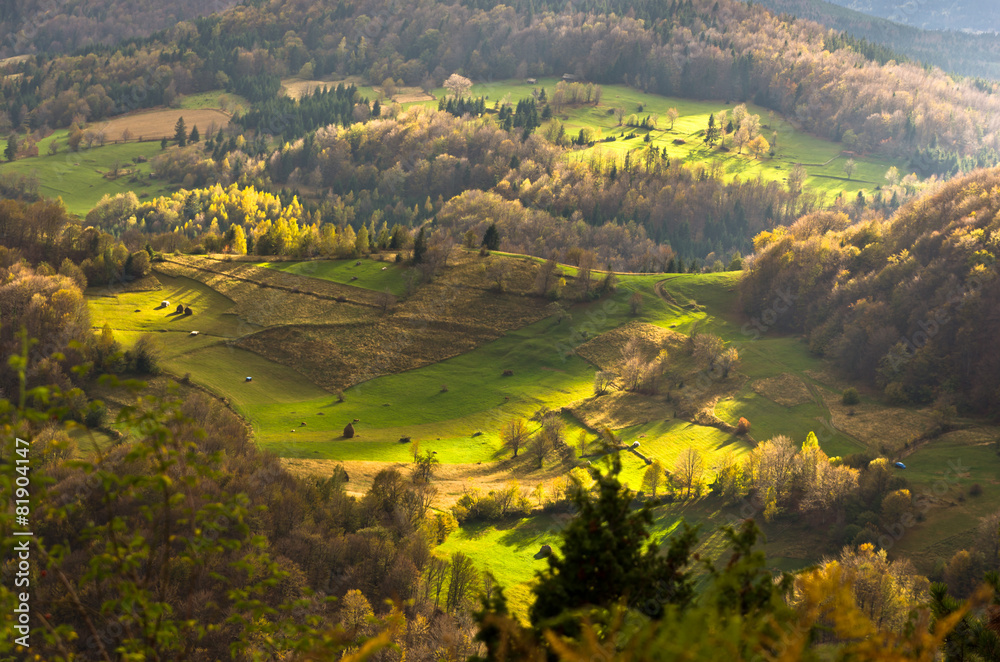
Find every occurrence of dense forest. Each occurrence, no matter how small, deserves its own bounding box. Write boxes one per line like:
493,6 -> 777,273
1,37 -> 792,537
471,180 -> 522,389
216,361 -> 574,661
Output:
741,167 -> 1000,417
0,0 -> 240,57
3,0 -> 1000,177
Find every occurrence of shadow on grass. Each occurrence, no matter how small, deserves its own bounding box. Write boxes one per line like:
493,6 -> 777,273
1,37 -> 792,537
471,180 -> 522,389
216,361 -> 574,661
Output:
496,515 -> 560,552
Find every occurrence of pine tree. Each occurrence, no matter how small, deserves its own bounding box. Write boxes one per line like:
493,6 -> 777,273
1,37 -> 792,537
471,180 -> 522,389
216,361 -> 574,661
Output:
482,223 -> 500,250
529,455 -> 699,636
705,113 -> 720,145
189,125 -> 200,142
174,117 -> 188,147
412,227 -> 427,264
4,133 -> 17,162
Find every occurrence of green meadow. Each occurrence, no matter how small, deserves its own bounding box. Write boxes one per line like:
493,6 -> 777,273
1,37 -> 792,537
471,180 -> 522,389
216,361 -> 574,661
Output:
0,92 -> 244,216
445,77 -> 901,198
261,258 -> 411,296
3,79 -> 905,220
0,139 -> 174,216
84,252 -> 1000,621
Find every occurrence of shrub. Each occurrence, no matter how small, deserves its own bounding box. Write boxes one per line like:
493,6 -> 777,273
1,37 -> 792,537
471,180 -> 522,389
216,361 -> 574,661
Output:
452,485 -> 531,523
85,402 -> 108,428
842,387 -> 860,406
841,524 -> 862,546
970,483 -> 983,497
736,417 -> 751,434
128,334 -> 161,375
429,511 -> 459,544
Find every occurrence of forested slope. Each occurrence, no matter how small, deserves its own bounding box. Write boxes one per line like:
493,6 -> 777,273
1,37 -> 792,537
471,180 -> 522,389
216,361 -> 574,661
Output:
0,0 -> 240,57
741,168 -> 1000,416
758,0 -> 1000,79
2,0 -> 1000,177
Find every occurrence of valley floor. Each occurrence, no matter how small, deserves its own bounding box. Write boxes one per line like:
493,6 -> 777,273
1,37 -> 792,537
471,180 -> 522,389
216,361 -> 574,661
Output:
85,249 -> 1000,617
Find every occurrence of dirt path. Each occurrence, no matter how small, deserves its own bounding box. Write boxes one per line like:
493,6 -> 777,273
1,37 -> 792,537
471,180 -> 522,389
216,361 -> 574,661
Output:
654,277 -> 684,307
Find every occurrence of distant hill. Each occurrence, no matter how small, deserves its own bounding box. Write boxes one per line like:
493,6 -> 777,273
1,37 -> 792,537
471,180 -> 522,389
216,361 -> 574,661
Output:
757,0 -> 1000,79
0,0 -> 240,57
823,0 -> 1000,33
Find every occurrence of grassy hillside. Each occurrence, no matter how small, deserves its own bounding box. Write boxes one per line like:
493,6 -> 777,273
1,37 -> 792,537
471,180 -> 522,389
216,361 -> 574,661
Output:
0,93 -> 242,216
85,248 -> 1000,619
454,78 -> 900,199
2,78 -> 907,221
0,139 -> 174,216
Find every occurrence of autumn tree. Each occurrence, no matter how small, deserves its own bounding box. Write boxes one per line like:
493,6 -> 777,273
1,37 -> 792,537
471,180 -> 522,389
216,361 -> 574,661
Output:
712,451 -> 746,504
593,370 -> 616,396
642,460 -> 666,499
533,255 -> 559,296
629,290 -> 643,315
501,418 -> 530,458
575,249 -> 596,299
376,287 -> 396,314
788,163 -> 807,199
485,257 -> 511,292
717,346 -> 740,379
748,134 -> 770,159
340,589 -> 374,634
674,447 -> 705,499
975,510 -> 1000,570
446,552 -> 479,613
844,157 -> 857,180
443,73 -> 472,98
412,449 -> 439,482
667,107 -> 679,130
733,125 -> 750,153
831,544 -> 930,632
692,332 -> 725,369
